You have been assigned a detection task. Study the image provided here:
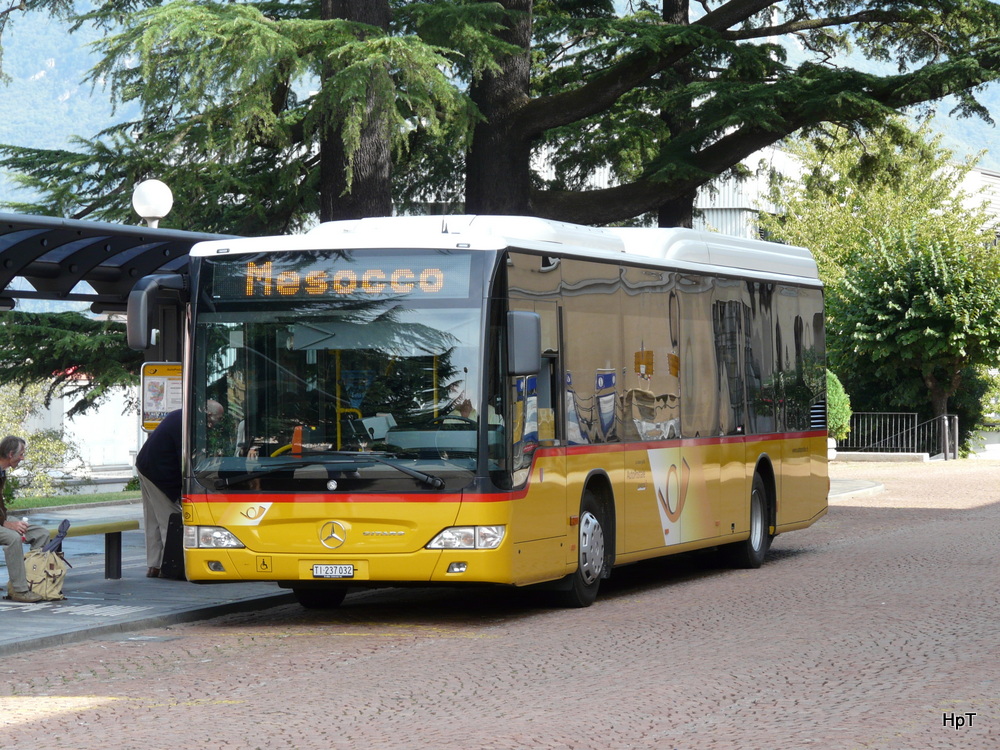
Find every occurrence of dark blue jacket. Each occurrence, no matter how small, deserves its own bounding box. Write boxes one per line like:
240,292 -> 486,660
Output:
135,409 -> 183,501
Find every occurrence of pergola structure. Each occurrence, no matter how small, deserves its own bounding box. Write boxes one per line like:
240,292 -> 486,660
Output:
0,212 -> 234,359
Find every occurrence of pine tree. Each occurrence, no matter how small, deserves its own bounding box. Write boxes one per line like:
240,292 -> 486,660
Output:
3,1 -> 1000,229
0,311 -> 142,417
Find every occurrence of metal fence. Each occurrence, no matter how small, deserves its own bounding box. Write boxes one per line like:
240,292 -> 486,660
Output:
840,412 -> 960,459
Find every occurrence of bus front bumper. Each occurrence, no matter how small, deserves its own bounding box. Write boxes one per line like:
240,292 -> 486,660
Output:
183,546 -> 516,586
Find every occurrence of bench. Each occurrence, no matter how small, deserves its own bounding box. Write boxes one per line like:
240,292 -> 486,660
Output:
40,517 -> 141,580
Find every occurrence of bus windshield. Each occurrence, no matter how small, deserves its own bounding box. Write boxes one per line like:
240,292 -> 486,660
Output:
190,251 -> 486,493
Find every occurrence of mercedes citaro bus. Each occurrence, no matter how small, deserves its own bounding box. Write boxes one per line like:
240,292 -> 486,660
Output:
128,216 -> 828,608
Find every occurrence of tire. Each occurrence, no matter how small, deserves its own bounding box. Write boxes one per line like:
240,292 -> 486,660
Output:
292,586 -> 348,609
553,489 -> 608,608
722,473 -> 772,569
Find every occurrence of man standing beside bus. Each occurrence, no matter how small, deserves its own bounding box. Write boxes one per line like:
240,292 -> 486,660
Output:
0,436 -> 49,603
136,401 -> 224,578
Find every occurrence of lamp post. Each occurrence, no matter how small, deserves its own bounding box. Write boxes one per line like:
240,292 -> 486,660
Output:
131,179 -> 174,228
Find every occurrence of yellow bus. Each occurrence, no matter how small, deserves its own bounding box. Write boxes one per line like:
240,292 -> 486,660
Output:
129,216 -> 828,608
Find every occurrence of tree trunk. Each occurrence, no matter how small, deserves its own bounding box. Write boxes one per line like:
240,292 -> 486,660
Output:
925,367 -> 963,419
658,191 -> 696,228
661,0 -> 688,25
928,386 -> 949,423
925,366 -> 964,456
319,0 -> 393,221
465,0 -> 533,215
656,0 -> 695,227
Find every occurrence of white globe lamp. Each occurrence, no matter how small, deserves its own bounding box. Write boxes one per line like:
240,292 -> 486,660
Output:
132,179 -> 174,228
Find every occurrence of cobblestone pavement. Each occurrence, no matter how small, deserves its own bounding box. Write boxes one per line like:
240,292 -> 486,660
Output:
1,460 -> 997,750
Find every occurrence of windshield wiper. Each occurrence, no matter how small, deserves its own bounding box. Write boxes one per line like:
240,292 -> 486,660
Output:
313,451 -> 446,489
209,452 -> 445,490
209,460 -> 323,489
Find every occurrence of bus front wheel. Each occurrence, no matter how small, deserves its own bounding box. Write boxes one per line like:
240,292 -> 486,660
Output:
722,473 -> 772,569
553,489 -> 607,608
292,586 -> 348,609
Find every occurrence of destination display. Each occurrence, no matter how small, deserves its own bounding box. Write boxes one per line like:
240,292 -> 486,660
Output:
208,251 -> 473,301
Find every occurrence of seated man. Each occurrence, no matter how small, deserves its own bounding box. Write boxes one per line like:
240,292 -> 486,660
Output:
0,436 -> 48,603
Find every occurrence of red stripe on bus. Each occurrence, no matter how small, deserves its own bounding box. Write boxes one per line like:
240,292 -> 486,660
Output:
184,491 -> 525,504
557,429 -> 826,454
752,430 -> 828,441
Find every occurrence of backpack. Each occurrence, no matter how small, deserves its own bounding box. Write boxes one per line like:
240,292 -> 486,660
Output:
24,549 -> 71,601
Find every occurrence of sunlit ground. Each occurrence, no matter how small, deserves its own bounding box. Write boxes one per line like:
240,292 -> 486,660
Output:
830,458 -> 1000,509
0,696 -> 122,724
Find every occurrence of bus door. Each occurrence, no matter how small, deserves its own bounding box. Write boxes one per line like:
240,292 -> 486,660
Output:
620,266 -> 686,553
508,299 -> 565,545
711,281 -> 752,534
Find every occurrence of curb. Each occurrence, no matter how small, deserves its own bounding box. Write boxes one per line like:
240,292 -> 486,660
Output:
0,592 -> 296,658
829,482 -> 885,501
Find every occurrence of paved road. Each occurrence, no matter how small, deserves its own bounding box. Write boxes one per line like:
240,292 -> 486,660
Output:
1,461 -> 996,749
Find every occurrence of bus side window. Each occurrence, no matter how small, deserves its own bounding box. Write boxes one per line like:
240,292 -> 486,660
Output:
509,375 -> 532,483
536,353 -> 558,445
510,352 -> 557,480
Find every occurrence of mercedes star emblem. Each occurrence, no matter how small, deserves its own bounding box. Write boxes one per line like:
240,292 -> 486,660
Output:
319,520 -> 347,549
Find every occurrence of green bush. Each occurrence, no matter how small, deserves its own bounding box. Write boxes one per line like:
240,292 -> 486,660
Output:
827,370 -> 852,441
123,476 -> 141,492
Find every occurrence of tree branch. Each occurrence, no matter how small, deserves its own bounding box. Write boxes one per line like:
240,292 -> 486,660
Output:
515,0 -> 776,136
721,10 -> 898,41
696,0 -> 777,32
0,2 -> 27,21
529,51 -> 1000,225
529,126 -> 780,225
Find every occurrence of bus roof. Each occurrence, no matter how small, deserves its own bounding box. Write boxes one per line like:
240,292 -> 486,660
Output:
192,215 -> 821,285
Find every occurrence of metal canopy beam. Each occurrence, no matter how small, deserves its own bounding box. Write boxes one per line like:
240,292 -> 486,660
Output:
0,212 -> 235,311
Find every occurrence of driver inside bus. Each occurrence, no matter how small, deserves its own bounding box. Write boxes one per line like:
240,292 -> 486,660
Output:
450,395 -> 502,424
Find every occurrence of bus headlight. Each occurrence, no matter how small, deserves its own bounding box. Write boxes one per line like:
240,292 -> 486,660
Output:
184,526 -> 245,549
427,525 -> 505,550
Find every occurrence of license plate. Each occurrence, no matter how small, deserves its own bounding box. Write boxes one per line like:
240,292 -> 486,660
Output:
312,564 -> 355,579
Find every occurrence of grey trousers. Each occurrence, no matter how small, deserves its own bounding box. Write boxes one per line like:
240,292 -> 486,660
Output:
137,471 -> 181,568
1,523 -> 49,593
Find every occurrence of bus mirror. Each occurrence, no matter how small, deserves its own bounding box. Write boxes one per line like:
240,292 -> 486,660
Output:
127,273 -> 188,350
507,311 -> 541,375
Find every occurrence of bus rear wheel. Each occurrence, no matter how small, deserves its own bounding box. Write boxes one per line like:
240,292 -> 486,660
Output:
722,473 -> 771,569
292,586 -> 348,609
553,489 -> 607,608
